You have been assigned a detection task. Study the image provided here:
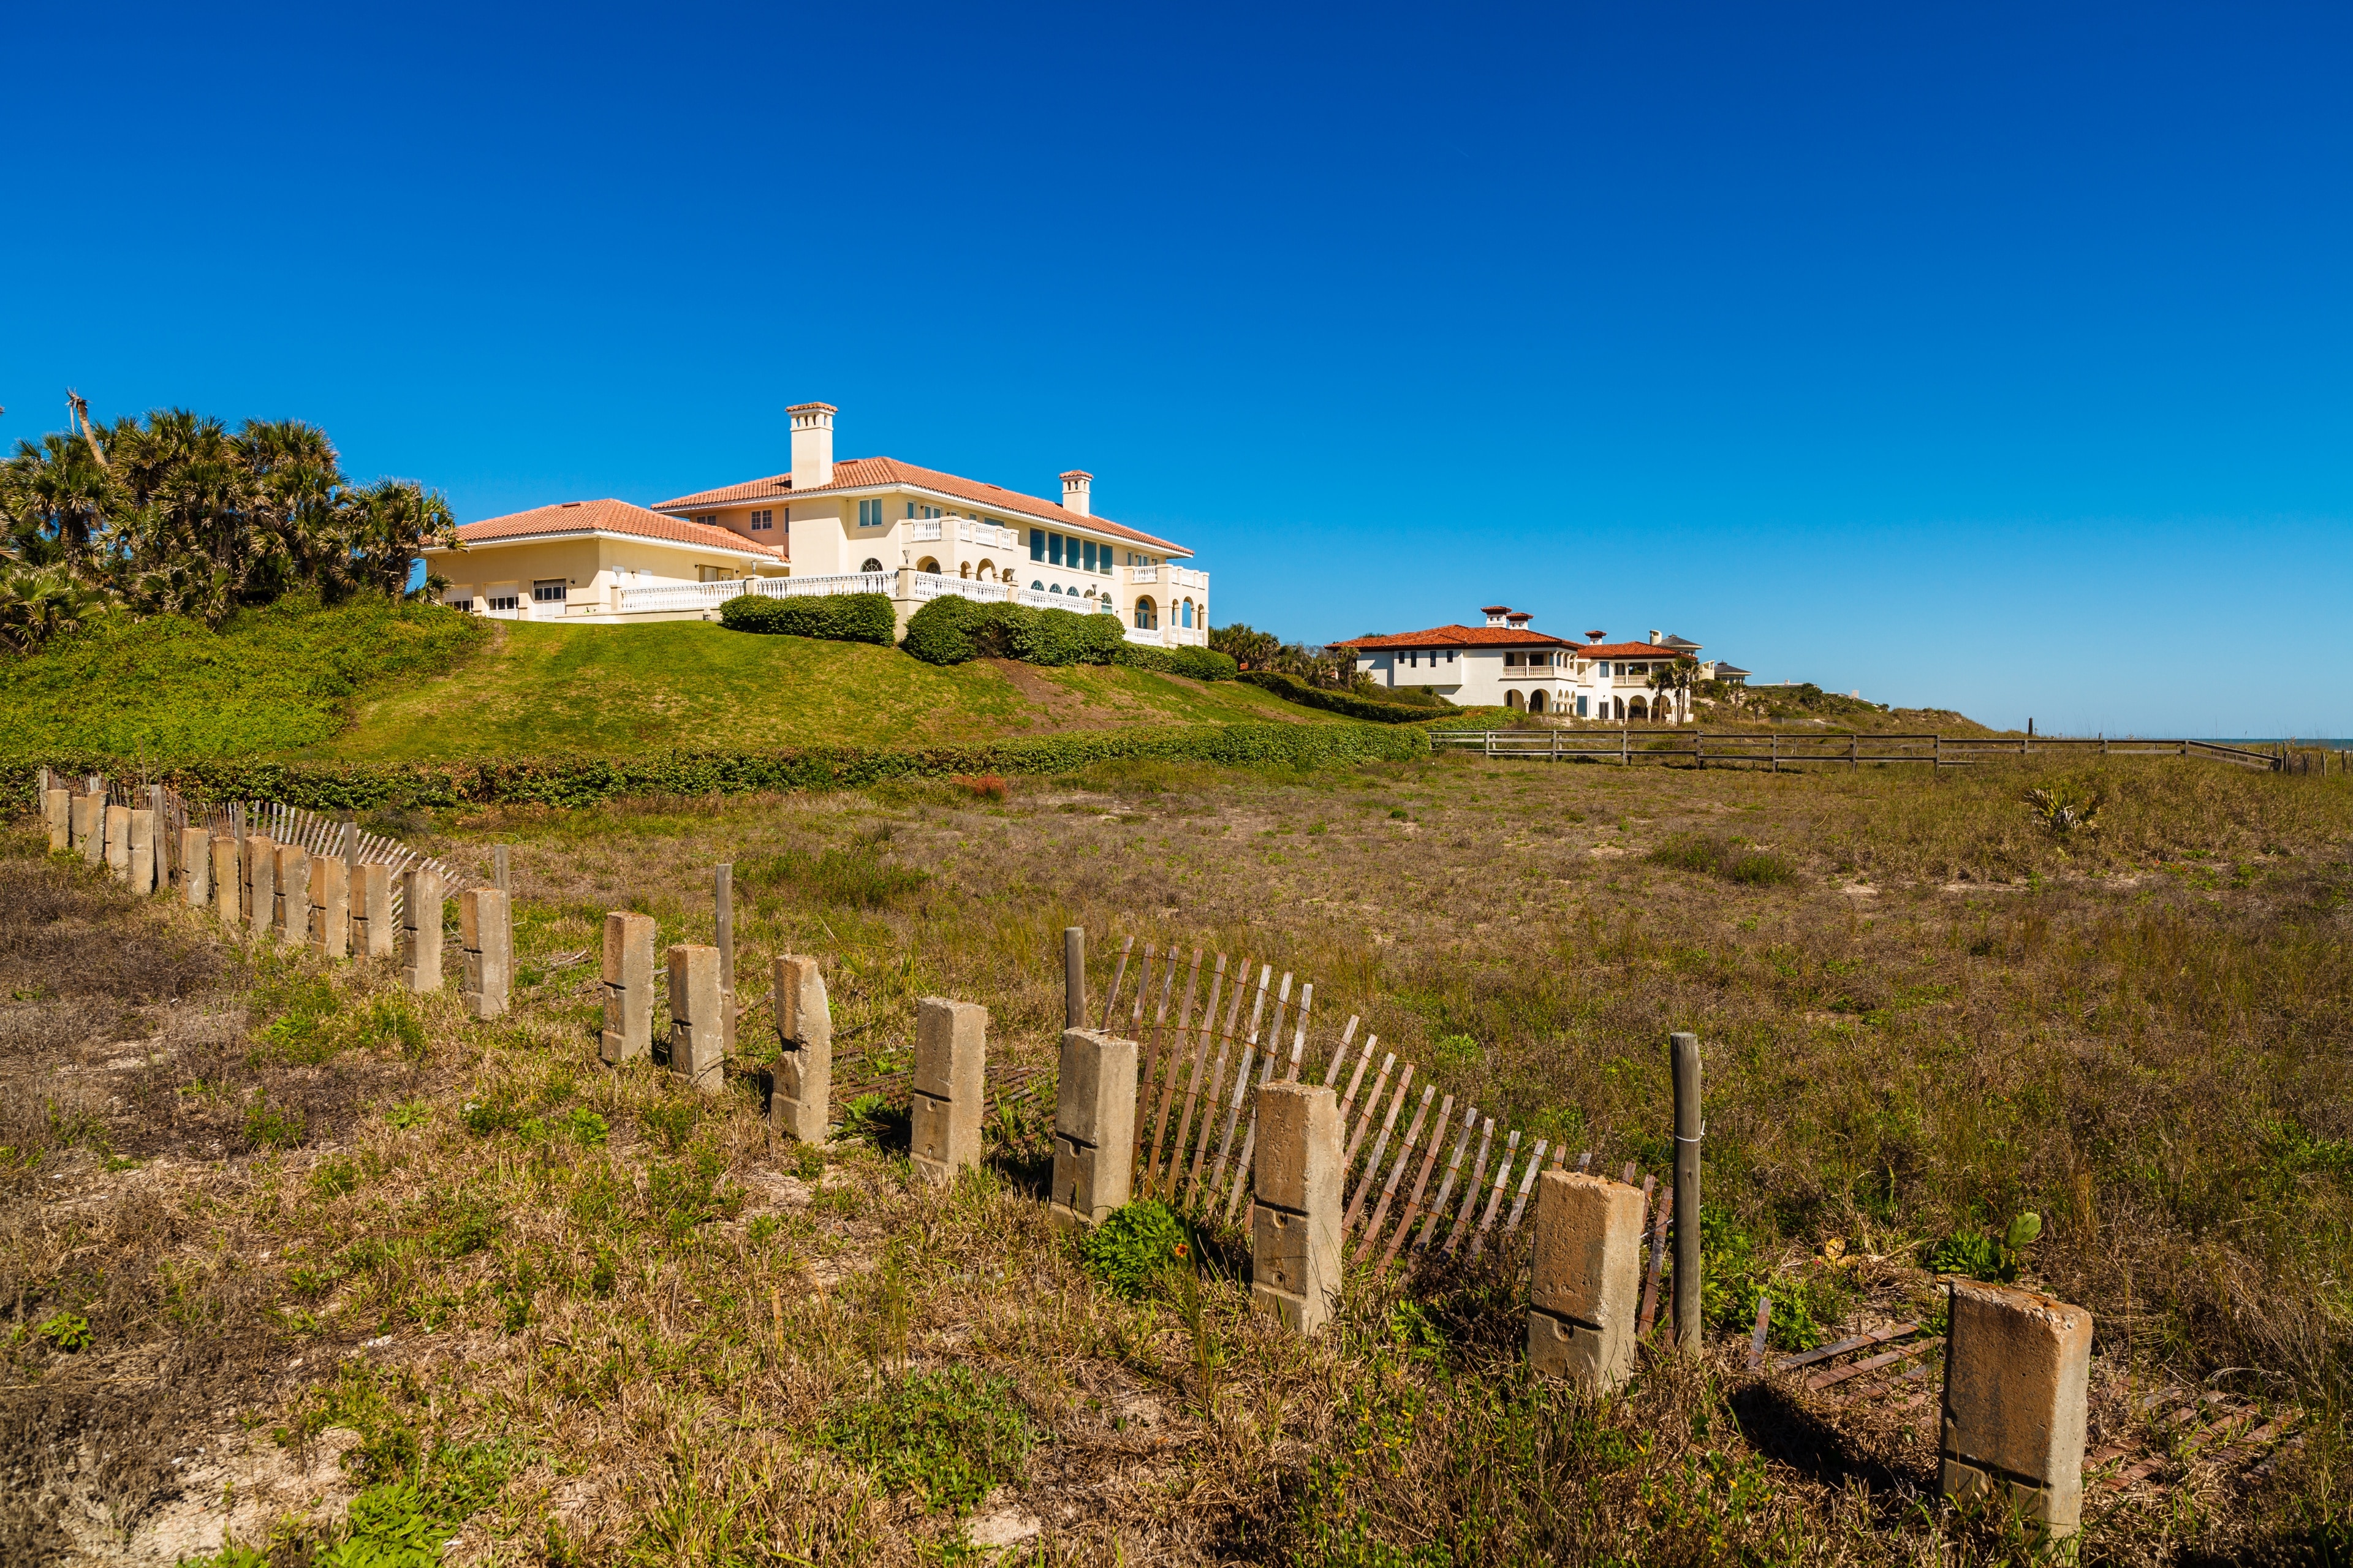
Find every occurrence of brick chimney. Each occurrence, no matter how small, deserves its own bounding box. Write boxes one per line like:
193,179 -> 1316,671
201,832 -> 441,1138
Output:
789,402 -> 836,491
1060,470 -> 1093,516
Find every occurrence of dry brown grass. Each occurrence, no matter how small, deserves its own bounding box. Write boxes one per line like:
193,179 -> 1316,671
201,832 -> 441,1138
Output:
5,751 -> 2351,1566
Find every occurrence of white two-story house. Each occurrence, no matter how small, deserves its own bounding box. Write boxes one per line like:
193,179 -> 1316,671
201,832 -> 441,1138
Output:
1337,608 -> 1710,721
424,401 -> 1209,643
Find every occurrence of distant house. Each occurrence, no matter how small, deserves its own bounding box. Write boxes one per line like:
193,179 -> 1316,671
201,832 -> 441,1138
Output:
423,401 -> 1209,643
1335,608 -> 1715,722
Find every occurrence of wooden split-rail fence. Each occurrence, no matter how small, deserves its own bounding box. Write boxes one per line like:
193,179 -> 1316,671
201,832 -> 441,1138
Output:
1432,730 -> 2328,774
34,767 -> 484,925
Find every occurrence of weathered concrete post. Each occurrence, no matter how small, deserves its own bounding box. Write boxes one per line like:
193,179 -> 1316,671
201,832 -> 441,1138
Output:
351,863 -> 394,957
1527,1170 -> 1646,1388
246,836 -> 277,937
911,997 -> 987,1185
460,887 -> 511,1019
309,855 -> 350,959
180,827 -> 211,907
665,943 -> 725,1093
211,836 -> 241,924
768,954 -> 833,1143
44,789 -> 70,852
127,808 -> 157,895
1250,1080 -> 1342,1335
275,843 -> 311,944
599,912 -> 657,1065
1939,1281 -> 2094,1540
1049,1027 -> 1137,1231
400,867 -> 444,991
75,795 -> 105,865
104,805 -> 132,882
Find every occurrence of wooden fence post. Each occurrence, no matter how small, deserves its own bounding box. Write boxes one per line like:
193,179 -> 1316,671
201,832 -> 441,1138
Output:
1064,926 -> 1086,1029
716,863 -> 736,1055
1672,1031 -> 1702,1354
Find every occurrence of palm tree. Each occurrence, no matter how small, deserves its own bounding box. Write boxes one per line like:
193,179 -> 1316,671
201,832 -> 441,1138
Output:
1646,654 -> 1700,724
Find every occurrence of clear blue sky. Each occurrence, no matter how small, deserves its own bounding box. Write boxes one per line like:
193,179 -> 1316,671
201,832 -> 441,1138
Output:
6,2 -> 2347,735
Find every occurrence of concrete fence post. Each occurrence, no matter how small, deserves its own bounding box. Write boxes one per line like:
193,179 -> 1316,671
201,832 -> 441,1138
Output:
1050,1027 -> 1137,1231
665,943 -> 725,1093
127,808 -> 156,895
309,856 -> 350,960
911,997 -> 987,1185
351,863 -> 394,957
246,836 -> 278,937
769,954 -> 833,1143
44,789 -> 70,852
76,795 -> 105,865
461,887 -> 511,1019
211,836 -> 240,925
401,867 -> 444,991
105,805 -> 132,881
1250,1080 -> 1341,1335
599,912 -> 657,1065
275,843 -> 310,944
181,827 -> 211,907
1939,1281 -> 2093,1540
1527,1170 -> 1646,1388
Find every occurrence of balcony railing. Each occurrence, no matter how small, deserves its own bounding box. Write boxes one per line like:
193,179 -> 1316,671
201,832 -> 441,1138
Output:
959,520 -> 1021,548
1168,566 -> 1209,592
1502,664 -> 1567,679
615,572 -> 891,615
907,520 -> 944,542
1129,564 -> 1158,584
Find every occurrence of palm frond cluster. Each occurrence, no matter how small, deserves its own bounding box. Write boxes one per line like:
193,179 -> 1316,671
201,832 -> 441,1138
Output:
0,407 -> 456,653
1207,621 -> 1357,687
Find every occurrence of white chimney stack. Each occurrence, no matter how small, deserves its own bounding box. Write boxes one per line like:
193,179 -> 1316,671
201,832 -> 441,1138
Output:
1648,629 -> 1663,645
789,401 -> 836,491
1060,469 -> 1093,516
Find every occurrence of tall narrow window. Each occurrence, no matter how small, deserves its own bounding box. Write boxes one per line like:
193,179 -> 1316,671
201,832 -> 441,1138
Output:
1049,533 -> 1064,566
1029,529 -> 1045,561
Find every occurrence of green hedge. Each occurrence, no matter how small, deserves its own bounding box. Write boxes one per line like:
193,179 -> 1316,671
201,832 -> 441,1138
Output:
1113,643 -> 1239,681
1240,672 -> 1444,724
901,597 -> 1130,667
718,591 -> 895,644
5,724 -> 1428,809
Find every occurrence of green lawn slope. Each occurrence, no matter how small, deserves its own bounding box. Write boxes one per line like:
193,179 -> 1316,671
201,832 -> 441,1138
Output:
0,604 -> 1333,762
317,620 -> 1327,760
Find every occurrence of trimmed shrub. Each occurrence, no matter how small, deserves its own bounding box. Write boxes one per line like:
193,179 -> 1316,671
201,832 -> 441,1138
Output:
718,591 -> 894,645
8,722 -> 1428,809
1239,671 -> 1442,724
1115,643 -> 1240,681
901,597 -> 1129,667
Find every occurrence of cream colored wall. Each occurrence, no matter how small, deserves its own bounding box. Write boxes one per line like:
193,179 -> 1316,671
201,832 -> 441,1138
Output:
429,537 -> 776,617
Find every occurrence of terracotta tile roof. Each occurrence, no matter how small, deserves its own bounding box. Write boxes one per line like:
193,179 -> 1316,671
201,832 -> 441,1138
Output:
654,456 -> 1190,556
1333,624 -> 1583,651
432,499 -> 785,560
1579,642 -> 1692,659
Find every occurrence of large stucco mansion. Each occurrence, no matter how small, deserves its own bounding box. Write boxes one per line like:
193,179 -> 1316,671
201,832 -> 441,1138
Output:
1336,608 -> 1748,722
421,402 -> 1208,645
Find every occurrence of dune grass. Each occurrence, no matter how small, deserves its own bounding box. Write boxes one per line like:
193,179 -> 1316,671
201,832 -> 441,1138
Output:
7,751 -> 2350,1564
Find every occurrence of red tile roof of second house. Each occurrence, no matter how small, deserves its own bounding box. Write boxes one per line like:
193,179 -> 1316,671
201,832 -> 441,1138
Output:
653,456 -> 1191,556
1580,641 -> 1694,659
434,499 -> 785,559
1332,624 -> 1583,650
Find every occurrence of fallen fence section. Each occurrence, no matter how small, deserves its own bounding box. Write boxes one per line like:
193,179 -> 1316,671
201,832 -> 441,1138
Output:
1431,731 -> 2315,773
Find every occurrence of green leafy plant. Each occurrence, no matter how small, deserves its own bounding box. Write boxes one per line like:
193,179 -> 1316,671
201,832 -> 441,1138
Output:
1077,1200 -> 1190,1300
820,1366 -> 1040,1516
387,1099 -> 431,1131
245,1095 -> 306,1149
563,1108 -> 609,1148
638,1097 -> 700,1152
34,1311 -> 93,1352
1926,1211 -> 2042,1282
2024,786 -> 2102,837
1238,670 -> 1444,723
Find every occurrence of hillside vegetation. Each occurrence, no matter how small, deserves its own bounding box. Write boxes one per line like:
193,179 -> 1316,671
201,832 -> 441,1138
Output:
0,603 -> 1331,763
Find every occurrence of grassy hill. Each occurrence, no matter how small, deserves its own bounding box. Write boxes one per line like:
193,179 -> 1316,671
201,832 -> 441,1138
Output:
0,602 -> 1332,762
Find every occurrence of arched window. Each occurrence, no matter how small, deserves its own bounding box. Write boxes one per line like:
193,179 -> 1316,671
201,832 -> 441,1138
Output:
916,556 -> 941,575
1050,583 -> 1063,594
1031,580 -> 1044,591
977,559 -> 995,581
960,562 -> 972,578
860,558 -> 884,573
1180,600 -> 1194,628
1134,596 -> 1158,630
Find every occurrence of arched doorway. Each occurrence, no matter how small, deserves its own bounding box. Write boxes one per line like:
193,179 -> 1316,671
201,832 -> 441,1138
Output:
1134,596 -> 1158,630
1180,599 -> 1194,628
916,556 -> 941,575
977,559 -> 995,581
960,562 -> 972,578
1528,690 -> 1547,714
1628,696 -> 1648,721
1506,689 -> 1526,711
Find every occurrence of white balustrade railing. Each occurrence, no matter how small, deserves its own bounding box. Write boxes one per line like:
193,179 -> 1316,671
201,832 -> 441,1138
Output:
957,520 -> 1021,548
1169,567 -> 1210,591
615,572 -> 892,615
907,520 -> 944,542
1129,564 -> 1159,584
